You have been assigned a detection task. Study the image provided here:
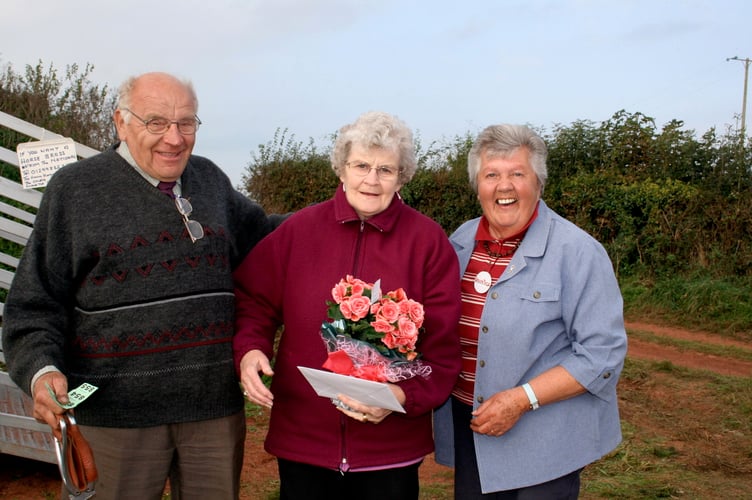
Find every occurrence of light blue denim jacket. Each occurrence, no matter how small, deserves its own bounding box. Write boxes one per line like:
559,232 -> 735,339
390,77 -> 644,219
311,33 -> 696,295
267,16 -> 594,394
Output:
434,200 -> 627,492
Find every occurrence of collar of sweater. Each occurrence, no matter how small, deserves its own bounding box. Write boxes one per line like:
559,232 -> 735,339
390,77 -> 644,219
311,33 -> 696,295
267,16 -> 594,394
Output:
333,183 -> 404,233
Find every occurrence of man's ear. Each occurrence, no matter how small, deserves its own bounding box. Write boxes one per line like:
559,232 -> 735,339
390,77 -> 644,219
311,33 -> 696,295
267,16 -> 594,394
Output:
113,109 -> 127,140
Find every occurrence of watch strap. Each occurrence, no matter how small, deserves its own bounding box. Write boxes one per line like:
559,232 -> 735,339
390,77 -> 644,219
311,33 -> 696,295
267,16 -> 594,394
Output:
522,383 -> 539,411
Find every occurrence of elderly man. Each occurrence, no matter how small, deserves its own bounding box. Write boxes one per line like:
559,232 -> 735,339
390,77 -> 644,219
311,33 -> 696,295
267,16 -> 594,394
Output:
2,72 -> 280,498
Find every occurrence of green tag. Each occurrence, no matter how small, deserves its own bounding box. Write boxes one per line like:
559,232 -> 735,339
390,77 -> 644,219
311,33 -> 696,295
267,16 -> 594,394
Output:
46,382 -> 98,409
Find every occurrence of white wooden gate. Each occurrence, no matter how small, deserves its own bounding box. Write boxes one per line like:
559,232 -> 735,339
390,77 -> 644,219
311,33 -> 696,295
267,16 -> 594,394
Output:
0,110 -> 98,463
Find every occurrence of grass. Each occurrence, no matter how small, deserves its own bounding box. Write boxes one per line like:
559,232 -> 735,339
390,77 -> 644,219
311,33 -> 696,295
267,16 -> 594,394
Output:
580,358 -> 752,499
620,274 -> 752,340
239,357 -> 752,500
107,272 -> 752,499
626,328 -> 752,362
4,274 -> 751,499
424,273 -> 752,498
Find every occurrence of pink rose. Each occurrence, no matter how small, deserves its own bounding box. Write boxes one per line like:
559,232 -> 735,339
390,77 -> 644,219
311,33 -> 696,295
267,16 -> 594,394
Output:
348,277 -> 368,297
376,299 -> 400,323
331,282 -> 348,303
343,295 -> 371,321
388,288 -> 407,302
398,299 -> 411,315
381,330 -> 398,349
339,298 -> 354,320
396,317 -> 419,349
339,298 -> 369,321
372,319 -> 396,334
407,300 -> 424,328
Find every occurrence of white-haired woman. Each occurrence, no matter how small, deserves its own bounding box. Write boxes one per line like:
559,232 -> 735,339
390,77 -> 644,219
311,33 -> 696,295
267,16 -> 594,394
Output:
233,112 -> 462,500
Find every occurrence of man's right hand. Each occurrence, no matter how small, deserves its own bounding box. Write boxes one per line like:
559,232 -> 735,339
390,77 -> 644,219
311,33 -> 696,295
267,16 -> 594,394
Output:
32,371 -> 69,439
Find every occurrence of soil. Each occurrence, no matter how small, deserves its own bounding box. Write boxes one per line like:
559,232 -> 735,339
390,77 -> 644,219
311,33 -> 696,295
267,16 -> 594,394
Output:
1,321 -> 750,499
624,321 -> 751,378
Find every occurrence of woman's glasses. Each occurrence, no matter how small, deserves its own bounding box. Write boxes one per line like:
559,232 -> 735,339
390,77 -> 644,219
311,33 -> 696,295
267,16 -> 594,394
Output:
175,196 -> 204,243
346,162 -> 400,181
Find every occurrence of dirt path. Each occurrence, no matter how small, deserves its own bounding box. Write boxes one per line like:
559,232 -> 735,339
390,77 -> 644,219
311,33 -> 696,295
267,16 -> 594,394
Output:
625,321 -> 752,377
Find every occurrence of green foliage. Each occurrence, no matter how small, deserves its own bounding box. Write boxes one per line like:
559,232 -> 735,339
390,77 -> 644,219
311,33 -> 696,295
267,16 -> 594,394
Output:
244,110 -> 752,282
402,133 -> 481,234
400,165 -> 480,235
240,128 -> 337,213
548,175 -> 705,276
0,60 -> 117,298
0,60 -> 116,188
0,61 -> 116,159
544,110 -> 752,278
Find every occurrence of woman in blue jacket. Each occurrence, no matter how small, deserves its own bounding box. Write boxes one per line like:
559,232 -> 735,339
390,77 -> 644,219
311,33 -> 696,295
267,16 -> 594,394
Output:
434,124 -> 627,498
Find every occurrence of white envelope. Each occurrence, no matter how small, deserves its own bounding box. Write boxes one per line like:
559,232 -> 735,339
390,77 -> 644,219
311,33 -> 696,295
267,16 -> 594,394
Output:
297,366 -> 405,413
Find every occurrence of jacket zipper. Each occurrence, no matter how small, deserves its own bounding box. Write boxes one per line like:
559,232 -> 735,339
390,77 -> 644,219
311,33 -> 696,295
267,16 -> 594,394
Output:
339,220 -> 366,473
339,414 -> 349,474
351,220 -> 366,275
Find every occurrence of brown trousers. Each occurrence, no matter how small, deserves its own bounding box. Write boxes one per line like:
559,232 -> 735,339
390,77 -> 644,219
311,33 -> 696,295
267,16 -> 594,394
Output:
75,412 -> 245,500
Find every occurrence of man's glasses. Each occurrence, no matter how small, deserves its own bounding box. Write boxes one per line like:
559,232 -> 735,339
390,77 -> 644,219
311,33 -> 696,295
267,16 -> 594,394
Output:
346,162 -> 400,181
122,108 -> 201,135
175,196 -> 204,243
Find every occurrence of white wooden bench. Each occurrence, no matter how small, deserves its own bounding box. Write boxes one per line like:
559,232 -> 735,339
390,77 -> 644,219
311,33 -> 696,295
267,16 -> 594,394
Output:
0,110 -> 98,463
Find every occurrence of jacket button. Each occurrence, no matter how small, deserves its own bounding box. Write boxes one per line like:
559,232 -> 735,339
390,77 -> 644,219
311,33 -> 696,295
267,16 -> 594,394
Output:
481,326 -> 489,333
479,360 -> 486,368
477,396 -> 484,403
533,291 -> 541,299
603,372 -> 612,379
491,292 -> 498,299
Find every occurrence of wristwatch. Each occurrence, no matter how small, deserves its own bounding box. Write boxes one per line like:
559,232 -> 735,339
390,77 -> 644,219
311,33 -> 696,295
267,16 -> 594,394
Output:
522,383 -> 540,411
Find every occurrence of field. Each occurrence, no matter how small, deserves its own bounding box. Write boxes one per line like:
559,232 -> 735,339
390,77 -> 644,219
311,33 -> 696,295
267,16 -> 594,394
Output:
1,321 -> 750,499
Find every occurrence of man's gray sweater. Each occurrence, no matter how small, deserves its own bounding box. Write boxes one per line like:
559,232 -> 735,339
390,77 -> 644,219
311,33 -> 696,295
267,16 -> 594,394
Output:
2,146 -> 276,427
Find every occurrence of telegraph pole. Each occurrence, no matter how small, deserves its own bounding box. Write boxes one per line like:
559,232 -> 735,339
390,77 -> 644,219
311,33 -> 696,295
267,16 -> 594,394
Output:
727,56 -> 750,138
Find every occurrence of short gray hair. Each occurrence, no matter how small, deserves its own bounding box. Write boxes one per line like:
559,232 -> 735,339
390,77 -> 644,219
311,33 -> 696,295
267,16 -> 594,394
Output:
467,124 -> 548,194
330,111 -> 417,185
115,73 -> 198,123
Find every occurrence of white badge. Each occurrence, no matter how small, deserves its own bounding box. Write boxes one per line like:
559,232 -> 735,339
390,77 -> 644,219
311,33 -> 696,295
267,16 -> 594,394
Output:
473,271 -> 492,294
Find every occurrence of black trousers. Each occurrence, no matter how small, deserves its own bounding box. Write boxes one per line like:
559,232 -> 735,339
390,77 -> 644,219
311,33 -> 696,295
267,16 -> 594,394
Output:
452,397 -> 581,500
278,457 -> 421,500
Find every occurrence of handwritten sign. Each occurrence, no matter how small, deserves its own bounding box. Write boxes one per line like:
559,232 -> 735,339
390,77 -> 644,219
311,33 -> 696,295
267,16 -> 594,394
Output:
16,138 -> 78,189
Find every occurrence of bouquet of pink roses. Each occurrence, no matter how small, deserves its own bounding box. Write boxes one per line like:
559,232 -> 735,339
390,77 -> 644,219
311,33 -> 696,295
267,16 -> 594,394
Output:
320,275 -> 432,383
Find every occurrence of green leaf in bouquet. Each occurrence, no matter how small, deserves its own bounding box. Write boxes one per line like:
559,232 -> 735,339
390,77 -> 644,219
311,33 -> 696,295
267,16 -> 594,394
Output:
326,301 -> 344,321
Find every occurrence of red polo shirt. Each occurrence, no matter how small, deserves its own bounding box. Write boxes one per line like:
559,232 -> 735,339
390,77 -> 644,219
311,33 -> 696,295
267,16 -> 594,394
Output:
452,206 -> 538,405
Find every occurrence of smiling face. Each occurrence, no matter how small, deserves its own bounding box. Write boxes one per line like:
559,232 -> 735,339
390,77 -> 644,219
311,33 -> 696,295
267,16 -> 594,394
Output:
339,144 -> 403,220
114,73 -> 197,182
476,147 -> 541,240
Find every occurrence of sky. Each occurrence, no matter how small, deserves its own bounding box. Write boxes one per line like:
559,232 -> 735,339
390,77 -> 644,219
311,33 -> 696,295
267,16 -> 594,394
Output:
2,0 -> 751,186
